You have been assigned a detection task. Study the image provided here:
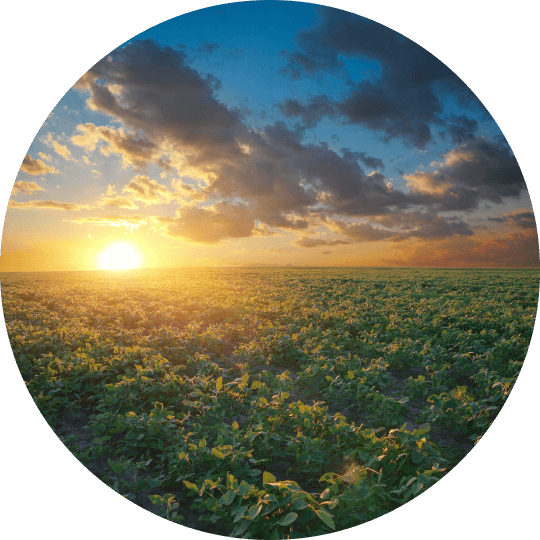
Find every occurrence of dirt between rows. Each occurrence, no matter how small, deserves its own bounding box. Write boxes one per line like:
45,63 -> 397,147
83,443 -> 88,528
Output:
50,359 -> 474,534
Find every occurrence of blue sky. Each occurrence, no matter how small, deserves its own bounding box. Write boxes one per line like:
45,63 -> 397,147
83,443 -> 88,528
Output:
1,1 -> 537,270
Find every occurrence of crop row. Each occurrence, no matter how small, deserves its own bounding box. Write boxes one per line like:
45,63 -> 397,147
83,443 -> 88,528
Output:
2,267 -> 537,537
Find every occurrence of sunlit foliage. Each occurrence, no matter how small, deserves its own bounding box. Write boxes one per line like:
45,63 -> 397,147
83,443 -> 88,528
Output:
2,267 -> 537,537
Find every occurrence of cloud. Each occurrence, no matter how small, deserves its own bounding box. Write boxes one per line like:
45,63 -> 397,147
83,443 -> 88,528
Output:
371,211 -> 474,239
123,174 -> 174,204
68,36 -> 529,248
488,209 -> 537,229
70,214 -> 146,230
153,202 -> 267,244
445,115 -> 479,144
279,95 -> 336,128
325,220 -> 399,242
315,211 -> 474,245
266,247 -> 299,253
99,196 -> 139,209
8,199 -> 88,211
278,7 -> 482,148
283,138 -> 409,217
294,237 -> 351,248
50,139 -> 72,161
12,181 -> 45,195
71,123 -> 158,169
20,154 -> 59,176
95,175 -> 185,210
38,152 -> 52,162
404,138 -> 526,210
74,39 -> 244,168
384,230 -> 539,268
340,148 -> 385,170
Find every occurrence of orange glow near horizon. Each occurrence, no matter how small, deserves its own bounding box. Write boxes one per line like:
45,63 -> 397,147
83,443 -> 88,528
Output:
97,242 -> 143,270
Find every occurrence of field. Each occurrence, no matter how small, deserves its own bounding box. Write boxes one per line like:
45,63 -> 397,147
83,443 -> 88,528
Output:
1,267 -> 538,538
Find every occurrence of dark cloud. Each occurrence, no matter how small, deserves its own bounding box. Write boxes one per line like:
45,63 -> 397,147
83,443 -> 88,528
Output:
325,220 -> 397,242
279,7 -> 481,148
405,138 -> 526,211
488,210 -> 536,229
446,115 -> 479,144
70,38 -> 530,248
341,148 -> 384,170
336,82 -> 438,149
325,211 -> 473,243
75,39 -> 245,167
279,95 -> 336,128
371,211 -> 474,239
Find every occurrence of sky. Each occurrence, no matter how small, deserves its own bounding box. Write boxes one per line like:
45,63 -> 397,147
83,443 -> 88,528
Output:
1,0 -> 538,271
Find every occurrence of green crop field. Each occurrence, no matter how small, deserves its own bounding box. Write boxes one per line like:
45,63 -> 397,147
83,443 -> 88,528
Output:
1,267 -> 538,538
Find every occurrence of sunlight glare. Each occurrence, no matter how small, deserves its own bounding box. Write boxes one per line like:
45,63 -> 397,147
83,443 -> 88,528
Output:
97,242 -> 142,270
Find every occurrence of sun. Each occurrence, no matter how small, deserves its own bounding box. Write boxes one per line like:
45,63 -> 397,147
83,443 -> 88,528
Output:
97,242 -> 142,270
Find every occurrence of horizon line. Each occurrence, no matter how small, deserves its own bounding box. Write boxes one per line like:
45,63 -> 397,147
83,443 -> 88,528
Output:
1,264 -> 539,274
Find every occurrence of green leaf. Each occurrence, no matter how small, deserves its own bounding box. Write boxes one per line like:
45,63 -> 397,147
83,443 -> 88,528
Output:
216,376 -> 223,391
249,503 -> 263,519
291,498 -> 309,510
183,480 -> 198,491
238,480 -> 252,497
319,472 -> 338,483
148,494 -> 163,505
263,471 -> 277,484
315,509 -> 335,530
232,505 -> 249,522
411,451 -> 424,464
206,498 -> 218,511
233,518 -> 251,537
411,481 -> 423,495
320,488 -> 331,501
212,448 -> 224,459
356,450 -> 371,462
219,490 -> 236,506
251,381 -> 263,389
278,512 -> 298,526
415,423 -> 431,435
